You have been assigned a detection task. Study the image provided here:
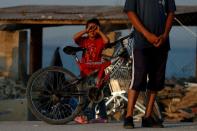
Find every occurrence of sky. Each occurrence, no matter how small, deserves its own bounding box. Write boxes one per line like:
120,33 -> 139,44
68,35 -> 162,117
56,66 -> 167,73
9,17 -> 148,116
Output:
0,0 -> 196,49
0,0 -> 197,7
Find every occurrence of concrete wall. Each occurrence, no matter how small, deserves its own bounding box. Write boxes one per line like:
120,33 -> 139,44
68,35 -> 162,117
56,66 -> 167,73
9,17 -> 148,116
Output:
0,31 -> 28,121
0,31 -> 27,80
0,99 -> 27,121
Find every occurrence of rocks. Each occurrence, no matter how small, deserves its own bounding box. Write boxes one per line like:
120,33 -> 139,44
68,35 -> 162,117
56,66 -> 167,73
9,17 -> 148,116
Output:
158,80 -> 197,122
0,77 -> 26,100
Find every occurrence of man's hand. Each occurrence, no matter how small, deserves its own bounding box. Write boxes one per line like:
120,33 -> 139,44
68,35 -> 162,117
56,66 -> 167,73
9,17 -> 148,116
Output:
145,32 -> 160,46
154,33 -> 168,48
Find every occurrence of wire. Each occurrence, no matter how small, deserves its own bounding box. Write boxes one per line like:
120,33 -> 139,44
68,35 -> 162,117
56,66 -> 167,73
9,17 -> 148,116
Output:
174,17 -> 197,38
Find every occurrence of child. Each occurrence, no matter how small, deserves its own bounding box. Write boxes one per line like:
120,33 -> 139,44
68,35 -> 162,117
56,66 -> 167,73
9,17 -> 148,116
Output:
73,18 -> 110,124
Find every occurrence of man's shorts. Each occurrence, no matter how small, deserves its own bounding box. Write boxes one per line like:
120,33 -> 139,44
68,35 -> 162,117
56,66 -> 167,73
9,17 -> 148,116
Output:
129,48 -> 168,91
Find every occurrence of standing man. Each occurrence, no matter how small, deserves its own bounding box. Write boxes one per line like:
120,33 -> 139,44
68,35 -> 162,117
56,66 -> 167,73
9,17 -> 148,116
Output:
123,0 -> 176,128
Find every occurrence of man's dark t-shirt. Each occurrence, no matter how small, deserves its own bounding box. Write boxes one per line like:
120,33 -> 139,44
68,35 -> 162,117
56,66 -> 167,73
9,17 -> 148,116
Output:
124,0 -> 176,51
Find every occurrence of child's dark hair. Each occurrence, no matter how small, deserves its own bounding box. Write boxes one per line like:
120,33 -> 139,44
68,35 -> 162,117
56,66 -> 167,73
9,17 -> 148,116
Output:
86,18 -> 101,28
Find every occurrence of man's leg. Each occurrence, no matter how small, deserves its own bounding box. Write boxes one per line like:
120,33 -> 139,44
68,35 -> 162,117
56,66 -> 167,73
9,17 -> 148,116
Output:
144,90 -> 157,118
124,89 -> 139,128
126,89 -> 140,117
142,90 -> 164,127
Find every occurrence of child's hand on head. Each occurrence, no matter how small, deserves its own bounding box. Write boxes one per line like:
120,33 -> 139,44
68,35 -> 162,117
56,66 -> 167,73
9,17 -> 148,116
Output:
87,24 -> 97,32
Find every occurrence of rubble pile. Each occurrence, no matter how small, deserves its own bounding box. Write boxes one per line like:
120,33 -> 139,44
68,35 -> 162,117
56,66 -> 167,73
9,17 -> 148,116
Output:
158,81 -> 197,122
0,77 -> 26,100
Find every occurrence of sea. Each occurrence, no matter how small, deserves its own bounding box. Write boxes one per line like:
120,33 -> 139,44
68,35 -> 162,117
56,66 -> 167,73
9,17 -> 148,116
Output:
38,26 -> 197,79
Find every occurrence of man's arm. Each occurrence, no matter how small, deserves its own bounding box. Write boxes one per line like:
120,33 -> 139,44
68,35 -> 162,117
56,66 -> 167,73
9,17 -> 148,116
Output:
156,12 -> 175,47
127,11 -> 159,45
164,12 -> 175,38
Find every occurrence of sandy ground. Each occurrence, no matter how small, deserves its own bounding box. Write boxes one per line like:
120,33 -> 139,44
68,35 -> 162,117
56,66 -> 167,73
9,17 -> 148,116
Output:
0,121 -> 197,131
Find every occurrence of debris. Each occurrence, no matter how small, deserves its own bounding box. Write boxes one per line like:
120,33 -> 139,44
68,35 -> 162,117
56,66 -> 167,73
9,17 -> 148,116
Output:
158,80 -> 197,122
